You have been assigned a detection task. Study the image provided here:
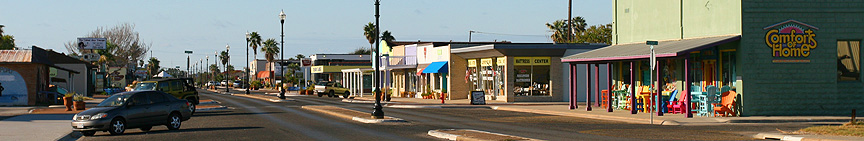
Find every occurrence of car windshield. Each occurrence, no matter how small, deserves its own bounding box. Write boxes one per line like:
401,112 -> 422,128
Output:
133,83 -> 157,91
97,94 -> 132,107
316,81 -> 331,86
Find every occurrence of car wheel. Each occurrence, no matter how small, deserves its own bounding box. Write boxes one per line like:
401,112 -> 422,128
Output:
186,99 -> 197,115
81,131 -> 96,136
343,91 -> 350,98
328,91 -> 335,97
108,118 -> 126,135
166,113 -> 182,130
139,126 -> 152,132
317,92 -> 323,97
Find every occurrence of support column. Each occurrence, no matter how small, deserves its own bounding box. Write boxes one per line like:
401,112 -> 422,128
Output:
595,64 -> 600,107
657,60 -> 664,116
586,64 -> 592,111
569,63 -> 576,110
607,63 -> 613,112
630,61 -> 637,114
685,56 -> 693,118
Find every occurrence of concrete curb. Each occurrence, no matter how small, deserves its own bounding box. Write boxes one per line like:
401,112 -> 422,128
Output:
753,133 -> 807,141
196,106 -> 228,111
231,94 -> 294,102
341,99 -> 398,104
301,106 -> 406,124
386,105 -> 493,109
427,129 -> 541,141
198,100 -> 219,104
493,106 -> 671,125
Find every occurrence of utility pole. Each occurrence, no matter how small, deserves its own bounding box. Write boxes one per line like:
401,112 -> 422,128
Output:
568,0 -> 573,42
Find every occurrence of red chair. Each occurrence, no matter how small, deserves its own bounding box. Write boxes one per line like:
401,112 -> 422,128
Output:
601,90 -> 609,108
665,90 -> 686,114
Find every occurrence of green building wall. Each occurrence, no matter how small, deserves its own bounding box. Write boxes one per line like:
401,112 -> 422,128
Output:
613,0 -> 741,44
740,0 -> 864,116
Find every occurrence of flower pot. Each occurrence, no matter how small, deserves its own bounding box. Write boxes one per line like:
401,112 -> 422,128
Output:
63,97 -> 73,111
73,101 -> 86,111
299,90 -> 307,95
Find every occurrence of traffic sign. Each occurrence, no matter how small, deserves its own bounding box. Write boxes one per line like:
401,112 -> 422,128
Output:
185,50 -> 193,54
646,41 -> 658,45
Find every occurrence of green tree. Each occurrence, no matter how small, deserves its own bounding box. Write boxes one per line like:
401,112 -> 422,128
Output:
226,65 -> 234,72
147,57 -> 161,79
546,17 -> 587,43
350,47 -> 371,55
293,54 -> 305,61
576,23 -> 613,44
219,51 -> 229,69
209,64 -> 220,75
248,32 -> 262,60
261,38 -> 280,86
0,25 -> 14,50
0,35 -> 14,50
363,22 -> 377,54
381,30 -> 395,45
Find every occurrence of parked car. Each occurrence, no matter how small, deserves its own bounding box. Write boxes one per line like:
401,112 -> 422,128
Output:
220,80 -> 228,86
205,81 -> 219,87
133,78 -> 200,114
314,81 -> 350,98
71,91 -> 192,136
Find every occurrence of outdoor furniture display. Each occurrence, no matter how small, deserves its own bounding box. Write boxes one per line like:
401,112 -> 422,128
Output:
637,86 -> 655,113
698,85 -> 718,117
613,90 -> 630,110
601,90 -> 609,108
665,90 -> 686,114
690,85 -> 706,116
713,90 -> 737,117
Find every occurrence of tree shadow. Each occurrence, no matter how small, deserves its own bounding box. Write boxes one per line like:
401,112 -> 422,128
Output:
192,111 -> 283,117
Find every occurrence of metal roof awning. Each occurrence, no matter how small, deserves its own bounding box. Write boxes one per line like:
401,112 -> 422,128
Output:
421,61 -> 448,73
562,35 -> 741,63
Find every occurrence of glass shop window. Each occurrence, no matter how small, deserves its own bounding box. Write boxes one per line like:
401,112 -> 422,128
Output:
838,40 -> 861,81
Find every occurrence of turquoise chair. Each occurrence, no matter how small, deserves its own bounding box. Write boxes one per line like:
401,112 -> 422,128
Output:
690,85 -> 706,116
699,85 -> 718,117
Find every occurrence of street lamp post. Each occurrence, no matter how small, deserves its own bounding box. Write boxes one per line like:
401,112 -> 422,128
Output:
214,52 -> 218,90
226,44 -> 230,93
371,0 -> 384,119
278,10 -> 287,99
246,32 -> 251,94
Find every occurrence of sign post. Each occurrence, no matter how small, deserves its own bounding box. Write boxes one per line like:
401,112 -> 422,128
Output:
646,40 -> 657,124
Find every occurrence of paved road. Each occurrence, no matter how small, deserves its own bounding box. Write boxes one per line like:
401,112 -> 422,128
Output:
79,89 -> 809,140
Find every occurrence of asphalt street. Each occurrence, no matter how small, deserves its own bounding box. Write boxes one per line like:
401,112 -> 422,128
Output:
77,89 -> 811,140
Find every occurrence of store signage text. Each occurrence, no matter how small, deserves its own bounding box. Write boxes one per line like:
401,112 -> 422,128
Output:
764,19 -> 819,58
514,57 -> 551,66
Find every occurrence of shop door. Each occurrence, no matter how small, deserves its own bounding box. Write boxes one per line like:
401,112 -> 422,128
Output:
702,60 -> 716,87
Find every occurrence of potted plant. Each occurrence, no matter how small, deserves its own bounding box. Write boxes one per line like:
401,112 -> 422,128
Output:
72,94 -> 88,111
409,92 -> 416,98
63,93 -> 74,111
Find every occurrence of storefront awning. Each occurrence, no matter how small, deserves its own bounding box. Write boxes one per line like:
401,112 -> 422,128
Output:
421,61 -> 448,73
562,35 -> 741,63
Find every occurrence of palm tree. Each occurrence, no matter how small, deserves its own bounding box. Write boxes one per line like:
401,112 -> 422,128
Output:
546,16 -> 587,43
381,30 -> 395,45
363,22 -> 377,53
248,32 -> 262,60
261,38 -> 280,86
147,57 -> 161,79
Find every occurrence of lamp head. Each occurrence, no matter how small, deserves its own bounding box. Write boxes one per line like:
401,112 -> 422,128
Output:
279,10 -> 286,21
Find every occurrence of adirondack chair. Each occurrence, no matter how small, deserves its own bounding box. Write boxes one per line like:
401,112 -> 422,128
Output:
601,90 -> 609,108
713,90 -> 737,117
700,85 -> 718,117
638,86 -> 653,113
690,85 -> 705,116
634,86 -> 645,112
665,90 -> 686,114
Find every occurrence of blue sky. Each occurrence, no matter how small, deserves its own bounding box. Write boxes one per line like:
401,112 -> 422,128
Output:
1,0 -> 611,68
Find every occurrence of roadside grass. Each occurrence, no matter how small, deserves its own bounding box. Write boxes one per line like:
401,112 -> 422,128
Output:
798,121 -> 864,137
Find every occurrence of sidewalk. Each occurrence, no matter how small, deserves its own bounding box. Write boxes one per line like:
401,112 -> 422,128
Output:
355,96 -> 857,126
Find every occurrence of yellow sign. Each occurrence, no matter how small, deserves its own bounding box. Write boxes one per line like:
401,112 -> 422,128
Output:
514,57 -> 550,66
532,57 -> 550,65
764,19 -> 818,58
496,57 -> 506,66
311,66 -> 324,73
480,58 -> 493,66
467,59 -> 477,67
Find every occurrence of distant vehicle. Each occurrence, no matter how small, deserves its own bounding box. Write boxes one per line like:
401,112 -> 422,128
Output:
220,80 -> 228,86
205,81 -> 220,86
72,91 -> 192,136
314,81 -> 350,98
233,80 -> 248,88
133,78 -> 200,114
